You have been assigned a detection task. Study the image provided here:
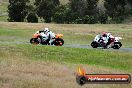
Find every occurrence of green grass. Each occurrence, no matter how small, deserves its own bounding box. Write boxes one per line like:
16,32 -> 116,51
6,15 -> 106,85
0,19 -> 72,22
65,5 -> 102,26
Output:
0,2 -> 8,21
0,44 -> 132,72
0,15 -> 7,21
0,27 -> 34,43
19,45 -> 132,72
0,2 -> 8,12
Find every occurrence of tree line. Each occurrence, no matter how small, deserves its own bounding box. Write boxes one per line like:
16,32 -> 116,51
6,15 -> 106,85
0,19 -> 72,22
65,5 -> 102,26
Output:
8,0 -> 132,24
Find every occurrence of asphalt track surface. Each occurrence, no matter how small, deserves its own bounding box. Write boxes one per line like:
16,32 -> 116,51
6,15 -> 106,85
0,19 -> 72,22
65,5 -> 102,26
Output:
63,44 -> 132,52
1,41 -> 132,52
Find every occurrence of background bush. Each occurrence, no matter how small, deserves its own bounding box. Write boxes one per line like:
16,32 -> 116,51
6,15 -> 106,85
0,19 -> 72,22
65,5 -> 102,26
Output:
27,12 -> 38,23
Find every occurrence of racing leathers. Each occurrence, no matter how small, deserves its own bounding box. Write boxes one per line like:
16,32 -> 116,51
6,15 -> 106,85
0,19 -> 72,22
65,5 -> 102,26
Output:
44,31 -> 55,45
106,33 -> 115,47
101,33 -> 115,48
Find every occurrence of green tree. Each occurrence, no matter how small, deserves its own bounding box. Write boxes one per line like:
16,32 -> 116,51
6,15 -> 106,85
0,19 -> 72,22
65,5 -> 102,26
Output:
85,0 -> 99,15
127,0 -> 132,5
53,5 -> 80,24
35,0 -> 60,23
126,0 -> 132,15
69,0 -> 99,24
84,0 -> 99,23
69,0 -> 86,16
34,0 -> 41,6
82,15 -> 97,24
53,5 -> 67,23
27,12 -> 38,23
8,0 -> 29,22
104,0 -> 127,23
99,12 -> 108,24
26,2 -> 38,23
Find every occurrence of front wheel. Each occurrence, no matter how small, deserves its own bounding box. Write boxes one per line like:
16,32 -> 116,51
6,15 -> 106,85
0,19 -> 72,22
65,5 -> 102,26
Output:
52,38 -> 64,46
91,41 -> 98,48
30,38 -> 39,45
113,42 -> 122,49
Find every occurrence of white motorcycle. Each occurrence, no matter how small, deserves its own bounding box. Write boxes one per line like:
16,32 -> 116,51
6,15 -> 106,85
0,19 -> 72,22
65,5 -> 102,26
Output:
91,35 -> 122,49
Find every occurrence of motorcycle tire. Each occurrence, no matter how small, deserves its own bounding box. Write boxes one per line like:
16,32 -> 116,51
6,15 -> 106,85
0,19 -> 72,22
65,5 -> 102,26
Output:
52,38 -> 64,46
91,41 -> 98,48
113,42 -> 122,49
30,38 -> 39,45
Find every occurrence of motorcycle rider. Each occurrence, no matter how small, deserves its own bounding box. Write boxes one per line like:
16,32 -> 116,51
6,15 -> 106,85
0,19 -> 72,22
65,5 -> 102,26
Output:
106,33 -> 115,47
34,30 -> 47,43
101,32 -> 115,48
101,32 -> 108,48
43,28 -> 55,45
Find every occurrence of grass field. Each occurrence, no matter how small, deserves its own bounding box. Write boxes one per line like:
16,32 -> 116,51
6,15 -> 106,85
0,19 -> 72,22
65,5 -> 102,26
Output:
0,44 -> 132,88
0,22 -> 132,88
0,0 -> 8,22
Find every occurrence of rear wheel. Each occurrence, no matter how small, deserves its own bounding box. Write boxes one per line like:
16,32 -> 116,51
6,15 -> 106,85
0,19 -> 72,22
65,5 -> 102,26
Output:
113,42 -> 122,49
52,38 -> 64,46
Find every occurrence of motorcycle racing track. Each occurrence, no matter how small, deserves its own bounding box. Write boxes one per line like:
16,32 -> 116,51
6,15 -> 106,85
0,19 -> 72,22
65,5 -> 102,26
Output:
0,40 -> 132,52
63,44 -> 132,52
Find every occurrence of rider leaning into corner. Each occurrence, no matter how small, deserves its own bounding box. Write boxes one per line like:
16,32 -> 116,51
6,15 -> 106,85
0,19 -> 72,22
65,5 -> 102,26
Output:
101,32 -> 115,48
106,33 -> 115,48
34,27 -> 55,45
43,28 -> 55,45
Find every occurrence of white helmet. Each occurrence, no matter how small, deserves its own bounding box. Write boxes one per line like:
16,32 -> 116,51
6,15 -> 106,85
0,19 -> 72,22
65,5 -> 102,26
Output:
43,28 -> 49,34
